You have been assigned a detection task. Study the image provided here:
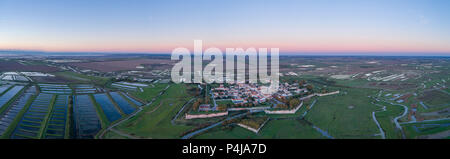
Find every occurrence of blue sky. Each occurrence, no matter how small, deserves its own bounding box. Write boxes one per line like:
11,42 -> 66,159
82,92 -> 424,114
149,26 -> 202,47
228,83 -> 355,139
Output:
1,0 -> 450,55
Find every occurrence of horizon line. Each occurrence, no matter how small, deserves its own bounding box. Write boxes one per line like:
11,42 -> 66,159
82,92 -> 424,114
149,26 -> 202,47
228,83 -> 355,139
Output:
1,49 -> 450,57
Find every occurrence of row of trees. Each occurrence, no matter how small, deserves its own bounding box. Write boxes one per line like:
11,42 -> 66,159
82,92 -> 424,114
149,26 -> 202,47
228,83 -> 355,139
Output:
275,97 -> 300,109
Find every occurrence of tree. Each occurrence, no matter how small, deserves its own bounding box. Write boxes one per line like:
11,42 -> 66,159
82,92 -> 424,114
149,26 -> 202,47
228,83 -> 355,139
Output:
217,104 -> 227,112
299,80 -> 306,86
278,103 -> 288,109
192,101 -> 200,111
204,97 -> 210,104
306,85 -> 314,91
289,98 -> 300,108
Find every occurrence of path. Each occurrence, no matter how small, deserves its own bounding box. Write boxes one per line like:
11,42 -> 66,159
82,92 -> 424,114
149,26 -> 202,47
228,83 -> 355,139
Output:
172,98 -> 195,125
419,101 -> 429,109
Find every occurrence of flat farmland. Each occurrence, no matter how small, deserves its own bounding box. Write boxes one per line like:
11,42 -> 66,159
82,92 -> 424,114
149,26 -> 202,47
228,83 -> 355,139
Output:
195,120 -> 326,139
403,119 -> 450,139
418,90 -> 450,108
373,100 -> 405,139
0,61 -> 59,72
304,87 -> 380,139
68,59 -> 175,72
54,71 -> 110,85
112,84 -> 194,139
131,83 -> 168,102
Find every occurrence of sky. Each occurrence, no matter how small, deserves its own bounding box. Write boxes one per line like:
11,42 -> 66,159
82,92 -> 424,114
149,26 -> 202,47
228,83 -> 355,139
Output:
1,0 -> 450,55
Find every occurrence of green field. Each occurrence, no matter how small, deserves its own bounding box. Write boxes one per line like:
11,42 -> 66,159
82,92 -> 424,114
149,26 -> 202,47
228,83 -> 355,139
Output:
111,84 -> 194,139
418,90 -> 450,108
304,87 -> 380,139
403,119 -> 450,139
103,130 -> 129,139
55,71 -> 111,85
130,83 -> 168,102
265,99 -> 313,119
216,100 -> 233,106
373,101 -> 405,139
195,119 -> 326,139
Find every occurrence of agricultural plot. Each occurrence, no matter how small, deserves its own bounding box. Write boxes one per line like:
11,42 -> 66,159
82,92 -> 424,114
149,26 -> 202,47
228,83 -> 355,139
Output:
0,61 -> 60,72
418,90 -> 450,108
121,92 -> 143,106
403,119 -> 450,139
54,71 -> 110,85
196,120 -> 326,139
130,83 -> 169,102
68,59 -> 175,72
0,86 -> 36,136
0,85 -> 25,109
43,95 -> 69,139
112,84 -> 193,139
373,100 -> 405,139
93,94 -> 122,122
73,84 -> 97,94
73,95 -> 102,139
10,94 -> 53,139
38,84 -> 72,94
304,88 -> 380,139
109,92 -> 136,115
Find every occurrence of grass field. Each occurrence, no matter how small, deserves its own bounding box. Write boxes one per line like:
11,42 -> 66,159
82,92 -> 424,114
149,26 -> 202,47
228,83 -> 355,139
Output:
111,84 -> 194,139
304,87 -> 380,139
444,88 -> 450,94
103,130 -> 129,139
403,119 -> 450,139
130,83 -> 168,102
418,90 -> 450,108
195,119 -> 326,139
373,100 -> 405,139
265,99 -> 313,119
54,71 -> 111,85
216,100 -> 233,106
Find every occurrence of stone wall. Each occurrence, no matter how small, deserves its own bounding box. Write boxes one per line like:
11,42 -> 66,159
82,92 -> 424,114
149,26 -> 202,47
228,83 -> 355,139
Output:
185,111 -> 228,119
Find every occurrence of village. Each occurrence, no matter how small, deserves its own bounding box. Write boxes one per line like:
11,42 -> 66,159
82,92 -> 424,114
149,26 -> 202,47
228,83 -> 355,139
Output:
186,81 -> 339,119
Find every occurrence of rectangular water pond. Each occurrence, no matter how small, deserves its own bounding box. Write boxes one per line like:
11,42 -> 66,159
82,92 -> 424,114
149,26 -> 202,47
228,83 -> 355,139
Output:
109,92 -> 136,115
93,94 -> 122,122
72,95 -> 101,139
